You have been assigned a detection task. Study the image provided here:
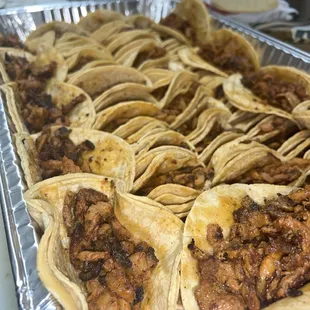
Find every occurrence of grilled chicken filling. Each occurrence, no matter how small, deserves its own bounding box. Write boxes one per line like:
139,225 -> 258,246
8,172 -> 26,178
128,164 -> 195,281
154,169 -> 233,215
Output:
234,155 -> 310,185
190,189 -> 310,310
0,34 -> 23,48
4,53 -> 85,132
36,127 -> 95,179
137,165 -> 213,196
65,188 -> 158,310
198,40 -> 255,75
242,73 -> 310,112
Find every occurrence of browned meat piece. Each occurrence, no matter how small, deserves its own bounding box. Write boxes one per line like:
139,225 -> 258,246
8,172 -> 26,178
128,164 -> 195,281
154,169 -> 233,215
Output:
62,156 -> 82,174
62,94 -> 86,115
86,278 -> 106,302
0,34 -> 23,48
30,61 -> 56,78
77,251 -> 109,261
242,73 -> 310,112
26,106 -> 49,132
88,289 -> 119,310
74,188 -> 108,223
128,251 -> 156,286
36,127 -> 97,180
84,202 -> 113,239
195,284 -> 247,310
288,188 -> 310,203
63,191 -> 75,232
4,54 -> 30,80
160,13 -> 193,39
198,39 -> 255,75
106,269 -> 135,303
111,218 -> 132,241
137,165 -> 212,196
236,156 -> 310,185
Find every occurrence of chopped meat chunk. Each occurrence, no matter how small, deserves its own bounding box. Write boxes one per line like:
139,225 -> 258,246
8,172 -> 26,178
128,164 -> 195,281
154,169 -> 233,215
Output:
190,188 -> 310,310
0,34 -> 23,48
36,127 -> 96,180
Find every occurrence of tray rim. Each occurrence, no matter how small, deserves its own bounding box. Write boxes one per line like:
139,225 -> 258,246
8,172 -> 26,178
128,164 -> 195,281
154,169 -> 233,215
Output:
0,1 -> 309,62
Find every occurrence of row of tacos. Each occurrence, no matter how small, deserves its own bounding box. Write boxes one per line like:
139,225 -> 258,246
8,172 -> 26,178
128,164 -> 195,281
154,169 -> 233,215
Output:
2,0 -> 310,308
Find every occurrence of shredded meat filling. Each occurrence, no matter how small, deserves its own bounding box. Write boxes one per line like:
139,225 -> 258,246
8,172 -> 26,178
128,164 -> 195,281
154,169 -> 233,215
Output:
36,127 -> 95,179
198,39 -> 256,75
190,189 -> 310,310
65,188 -> 158,310
242,73 -> 310,112
235,155 -> 310,185
137,165 -> 214,196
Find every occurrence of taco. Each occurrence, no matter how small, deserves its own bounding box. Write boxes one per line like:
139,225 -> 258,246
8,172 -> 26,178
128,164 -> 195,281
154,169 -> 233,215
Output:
0,48 -> 35,84
90,20 -> 132,45
132,146 -> 212,196
54,33 -> 110,58
78,10 -> 125,33
160,0 -> 211,47
94,83 -> 157,112
114,38 -> 167,69
0,47 -> 67,85
178,48 -> 228,78
277,130 -> 310,160
211,140 -> 310,187
68,66 -> 151,99
133,130 -> 195,158
148,184 -> 201,218
182,183 -> 310,309
15,126 -> 135,190
197,28 -> 260,75
112,116 -> 168,141
93,101 -> 163,133
24,174 -> 183,310
25,21 -> 89,53
224,66 -> 310,118
181,107 -> 231,152
65,48 -> 115,78
1,80 -> 95,134
245,115 -> 299,150
293,100 -> 310,130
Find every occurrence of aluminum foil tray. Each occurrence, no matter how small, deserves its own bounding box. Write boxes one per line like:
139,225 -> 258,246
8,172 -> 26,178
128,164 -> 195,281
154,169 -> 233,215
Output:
1,1 -> 310,309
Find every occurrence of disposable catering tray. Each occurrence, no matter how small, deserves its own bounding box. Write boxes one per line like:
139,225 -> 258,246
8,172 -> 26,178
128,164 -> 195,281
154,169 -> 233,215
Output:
1,1 -> 310,309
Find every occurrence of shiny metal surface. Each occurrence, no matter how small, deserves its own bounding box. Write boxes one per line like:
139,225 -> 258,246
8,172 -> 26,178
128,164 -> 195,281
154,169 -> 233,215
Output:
0,1 -> 309,309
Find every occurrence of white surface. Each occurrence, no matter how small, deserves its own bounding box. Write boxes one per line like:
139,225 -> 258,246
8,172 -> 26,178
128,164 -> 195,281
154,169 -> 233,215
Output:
0,210 -> 18,310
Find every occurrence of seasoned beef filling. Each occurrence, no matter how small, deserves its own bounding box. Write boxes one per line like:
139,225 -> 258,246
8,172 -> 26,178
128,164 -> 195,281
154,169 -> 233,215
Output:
137,165 -> 213,196
190,189 -> 310,310
133,47 -> 166,68
65,188 -> 158,310
4,53 -> 85,132
242,73 -> 310,112
235,155 -> 310,185
198,39 -> 256,75
0,33 -> 23,48
36,127 -> 95,179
